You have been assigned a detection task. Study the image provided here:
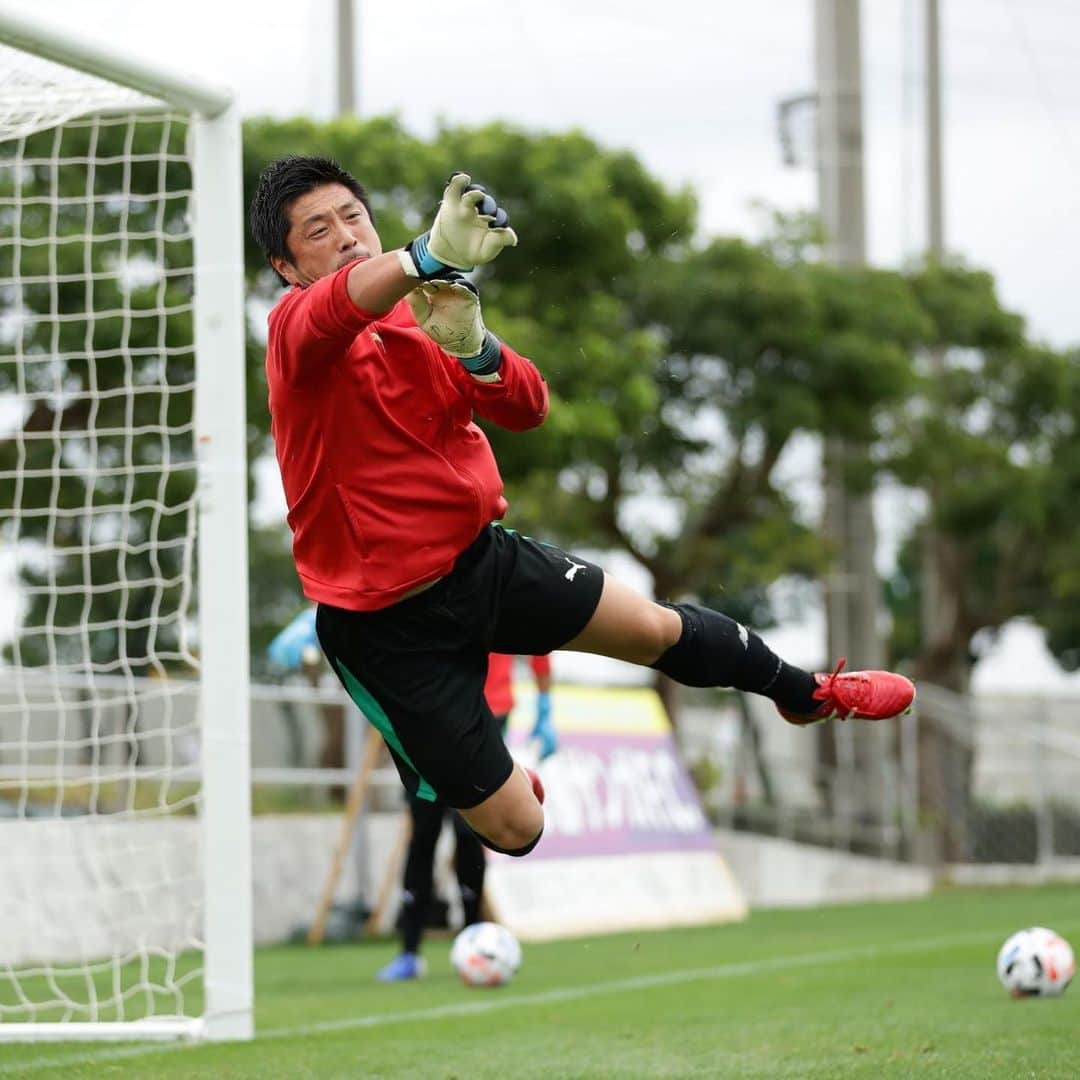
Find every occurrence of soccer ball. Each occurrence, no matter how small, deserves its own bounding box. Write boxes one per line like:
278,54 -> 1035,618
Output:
996,927 -> 1075,998
450,922 -> 522,987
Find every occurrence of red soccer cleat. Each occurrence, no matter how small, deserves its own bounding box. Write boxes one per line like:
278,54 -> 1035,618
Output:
778,658 -> 915,726
523,764 -> 545,805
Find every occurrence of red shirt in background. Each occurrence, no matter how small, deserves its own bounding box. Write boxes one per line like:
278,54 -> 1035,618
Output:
484,653 -> 552,717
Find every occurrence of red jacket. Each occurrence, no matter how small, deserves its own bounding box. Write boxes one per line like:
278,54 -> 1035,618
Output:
484,653 -> 552,717
265,264 -> 548,610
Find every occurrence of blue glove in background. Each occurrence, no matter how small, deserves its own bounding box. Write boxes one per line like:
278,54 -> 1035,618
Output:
267,607 -> 319,672
530,689 -> 557,760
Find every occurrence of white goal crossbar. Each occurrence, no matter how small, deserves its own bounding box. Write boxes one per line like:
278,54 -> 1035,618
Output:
0,5 -> 252,1042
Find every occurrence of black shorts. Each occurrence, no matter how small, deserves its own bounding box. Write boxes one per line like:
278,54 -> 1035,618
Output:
315,524 -> 603,809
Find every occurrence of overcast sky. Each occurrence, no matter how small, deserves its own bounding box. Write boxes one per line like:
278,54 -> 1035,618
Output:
8,0 -> 1080,347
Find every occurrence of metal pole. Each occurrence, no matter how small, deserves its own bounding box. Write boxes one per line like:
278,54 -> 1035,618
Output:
1031,702 -> 1054,867
815,0 -> 890,841
336,0 -> 357,116
815,0 -> 866,268
919,0 -> 956,681
926,0 -> 944,258
193,104 -> 254,1042
900,709 -> 920,858
814,0 -> 882,672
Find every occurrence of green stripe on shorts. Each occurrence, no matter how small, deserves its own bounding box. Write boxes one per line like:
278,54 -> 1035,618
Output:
332,661 -> 438,802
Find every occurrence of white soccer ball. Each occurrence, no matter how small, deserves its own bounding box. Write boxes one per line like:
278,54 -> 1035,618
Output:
450,921 -> 522,987
996,927 -> 1075,998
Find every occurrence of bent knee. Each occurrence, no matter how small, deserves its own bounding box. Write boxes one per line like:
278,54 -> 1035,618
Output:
622,602 -> 682,665
482,807 -> 544,854
459,761 -> 545,854
500,826 -> 544,857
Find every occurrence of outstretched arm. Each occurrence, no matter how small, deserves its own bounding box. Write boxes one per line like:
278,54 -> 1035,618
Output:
342,250 -> 418,316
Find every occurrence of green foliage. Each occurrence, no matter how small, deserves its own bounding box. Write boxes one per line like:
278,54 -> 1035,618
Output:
627,238 -> 926,600
13,111 -> 1076,677
243,116 -> 719,621
883,259 -> 1079,676
1,115 -> 197,670
1039,351 -> 1080,667
248,523 -> 308,676
909,261 -> 1024,352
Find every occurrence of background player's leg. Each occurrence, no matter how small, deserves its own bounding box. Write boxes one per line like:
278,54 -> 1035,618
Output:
451,812 -> 486,926
377,795 -> 446,979
399,796 -> 445,955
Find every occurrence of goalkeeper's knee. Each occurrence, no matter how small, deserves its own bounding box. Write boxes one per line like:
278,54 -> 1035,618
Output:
472,826 -> 543,858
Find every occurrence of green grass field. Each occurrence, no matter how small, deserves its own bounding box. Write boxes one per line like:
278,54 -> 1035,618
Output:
0,883 -> 1076,1079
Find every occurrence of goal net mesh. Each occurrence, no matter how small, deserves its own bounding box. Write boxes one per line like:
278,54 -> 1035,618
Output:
0,41 -> 207,1026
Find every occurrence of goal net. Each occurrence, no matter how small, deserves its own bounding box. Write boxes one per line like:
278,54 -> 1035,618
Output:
0,14 -> 251,1042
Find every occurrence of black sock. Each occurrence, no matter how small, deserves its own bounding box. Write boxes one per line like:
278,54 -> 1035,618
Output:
651,602 -> 820,715
401,796 -> 444,954
452,813 -> 486,925
399,889 -> 424,954
460,885 -> 482,927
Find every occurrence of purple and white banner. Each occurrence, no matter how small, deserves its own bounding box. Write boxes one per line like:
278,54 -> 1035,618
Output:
489,684 -> 747,939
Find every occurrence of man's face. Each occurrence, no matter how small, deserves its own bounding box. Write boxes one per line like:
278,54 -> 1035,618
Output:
271,182 -> 382,287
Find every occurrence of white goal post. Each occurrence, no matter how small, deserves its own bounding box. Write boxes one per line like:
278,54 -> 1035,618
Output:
0,6 -> 252,1042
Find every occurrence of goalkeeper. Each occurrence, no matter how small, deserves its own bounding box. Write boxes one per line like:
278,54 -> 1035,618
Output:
250,156 -> 915,860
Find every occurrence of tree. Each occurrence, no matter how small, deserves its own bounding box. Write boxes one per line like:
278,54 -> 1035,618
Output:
238,118 -> 930,700
240,117 -> 704,671
1038,347 -> 1080,668
884,259 -> 1079,860
1,112 -> 945,723
1,116 -> 197,672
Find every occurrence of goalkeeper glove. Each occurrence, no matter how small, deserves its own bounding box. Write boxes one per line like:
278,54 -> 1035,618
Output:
406,274 -> 503,378
530,690 -> 557,761
403,173 -> 517,279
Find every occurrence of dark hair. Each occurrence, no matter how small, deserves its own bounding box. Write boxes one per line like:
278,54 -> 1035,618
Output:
249,155 -> 375,284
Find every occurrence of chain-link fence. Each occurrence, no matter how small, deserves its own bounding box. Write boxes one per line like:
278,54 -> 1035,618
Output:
4,669 -> 1077,869
680,688 -> 909,858
680,683 -> 1080,869
967,691 -> 1080,868
0,669 -> 401,816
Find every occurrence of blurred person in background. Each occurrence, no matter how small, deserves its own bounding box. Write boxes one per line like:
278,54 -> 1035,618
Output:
378,653 -> 554,982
